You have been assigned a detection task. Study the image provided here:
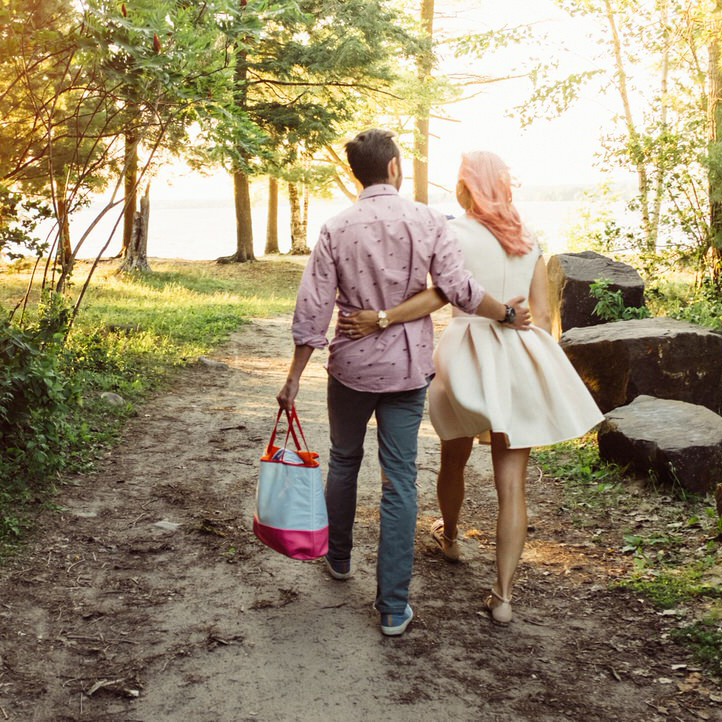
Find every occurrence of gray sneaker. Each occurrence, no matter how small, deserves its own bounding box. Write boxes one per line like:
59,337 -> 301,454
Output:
324,556 -> 353,580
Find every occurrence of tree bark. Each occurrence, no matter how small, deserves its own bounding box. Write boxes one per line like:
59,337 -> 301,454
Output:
217,168 -> 254,263
121,131 -> 138,258
709,1 -> 722,284
54,177 -> 73,292
651,0 -> 669,241
604,0 -> 654,250
119,185 -> 151,272
413,0 -> 434,205
302,181 -> 309,241
288,182 -> 309,254
219,0 -> 255,263
265,176 -> 279,254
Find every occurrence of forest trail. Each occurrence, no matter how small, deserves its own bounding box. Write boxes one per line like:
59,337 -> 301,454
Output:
0,312 -> 719,722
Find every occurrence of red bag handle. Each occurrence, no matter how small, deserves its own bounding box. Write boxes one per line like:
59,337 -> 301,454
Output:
266,406 -> 308,454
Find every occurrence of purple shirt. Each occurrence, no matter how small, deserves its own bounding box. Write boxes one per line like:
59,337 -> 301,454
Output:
292,184 -> 485,392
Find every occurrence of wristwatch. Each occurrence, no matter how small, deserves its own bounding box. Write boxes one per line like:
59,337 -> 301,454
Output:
377,310 -> 390,329
500,304 -> 516,324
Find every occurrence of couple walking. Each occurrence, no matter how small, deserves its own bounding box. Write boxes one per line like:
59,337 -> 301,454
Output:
277,128 -> 602,636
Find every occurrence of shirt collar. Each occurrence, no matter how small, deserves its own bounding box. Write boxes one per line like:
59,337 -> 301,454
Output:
358,184 -> 399,200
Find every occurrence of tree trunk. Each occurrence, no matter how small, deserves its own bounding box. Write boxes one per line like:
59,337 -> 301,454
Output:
288,182 -> 308,254
219,1 -> 255,264
604,0 -> 654,250
413,0 -> 434,205
709,1 -> 722,284
216,169 -> 254,263
54,179 -> 73,292
265,176 -> 279,254
651,0 -> 669,240
302,182 -> 309,241
119,186 -> 151,272
121,131 -> 138,258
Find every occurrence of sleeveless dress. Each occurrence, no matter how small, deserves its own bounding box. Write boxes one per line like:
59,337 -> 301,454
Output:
428,215 -> 604,449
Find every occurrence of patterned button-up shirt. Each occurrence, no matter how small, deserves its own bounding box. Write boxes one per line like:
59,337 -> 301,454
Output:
292,184 -> 485,392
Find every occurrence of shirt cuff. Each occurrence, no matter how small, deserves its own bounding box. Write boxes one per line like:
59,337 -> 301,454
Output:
456,283 -> 485,315
292,328 -> 329,349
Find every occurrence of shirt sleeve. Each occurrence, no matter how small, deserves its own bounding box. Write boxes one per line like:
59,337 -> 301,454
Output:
291,226 -> 338,348
428,216 -> 484,314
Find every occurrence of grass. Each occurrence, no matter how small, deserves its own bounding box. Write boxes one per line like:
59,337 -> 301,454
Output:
0,257 -> 304,549
532,436 -> 630,523
671,620 -> 722,678
534,436 -> 722,677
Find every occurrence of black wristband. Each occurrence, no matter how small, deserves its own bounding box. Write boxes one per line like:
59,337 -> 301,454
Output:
500,304 -> 516,324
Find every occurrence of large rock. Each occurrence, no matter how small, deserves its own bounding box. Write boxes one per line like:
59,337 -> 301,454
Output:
560,317 -> 722,414
547,251 -> 645,338
598,395 -> 722,493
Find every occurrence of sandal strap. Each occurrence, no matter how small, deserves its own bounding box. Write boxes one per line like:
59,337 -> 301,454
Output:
490,588 -> 511,604
431,519 -> 458,543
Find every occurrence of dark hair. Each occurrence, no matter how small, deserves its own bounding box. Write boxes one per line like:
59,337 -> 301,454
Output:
344,129 -> 400,187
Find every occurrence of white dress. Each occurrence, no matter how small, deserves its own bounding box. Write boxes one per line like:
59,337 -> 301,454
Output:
429,215 -> 604,449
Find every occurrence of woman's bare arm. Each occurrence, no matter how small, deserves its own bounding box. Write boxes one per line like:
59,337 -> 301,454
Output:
339,281 -> 532,338
337,288 -> 447,337
528,256 -> 552,334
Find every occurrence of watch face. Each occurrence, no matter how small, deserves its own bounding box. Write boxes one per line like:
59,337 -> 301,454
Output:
378,317 -> 390,329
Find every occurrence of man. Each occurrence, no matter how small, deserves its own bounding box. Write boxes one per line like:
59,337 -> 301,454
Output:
277,129 -> 529,636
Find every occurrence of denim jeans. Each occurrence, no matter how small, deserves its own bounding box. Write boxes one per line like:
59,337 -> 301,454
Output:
325,374 -> 428,615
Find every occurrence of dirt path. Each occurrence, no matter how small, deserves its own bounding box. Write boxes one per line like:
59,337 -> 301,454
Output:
0,313 -> 720,721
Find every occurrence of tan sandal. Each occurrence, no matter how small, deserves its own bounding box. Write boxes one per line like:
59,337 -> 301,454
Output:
430,519 -> 460,562
484,587 -> 512,626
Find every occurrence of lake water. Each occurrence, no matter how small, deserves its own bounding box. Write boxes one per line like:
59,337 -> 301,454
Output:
28,194 -> 605,261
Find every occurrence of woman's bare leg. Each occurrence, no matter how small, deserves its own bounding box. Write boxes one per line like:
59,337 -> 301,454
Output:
437,437 -> 474,539
490,433 -> 530,600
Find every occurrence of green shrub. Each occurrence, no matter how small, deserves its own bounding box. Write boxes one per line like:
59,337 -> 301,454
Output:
647,277 -> 722,330
589,278 -> 651,322
0,298 -> 83,537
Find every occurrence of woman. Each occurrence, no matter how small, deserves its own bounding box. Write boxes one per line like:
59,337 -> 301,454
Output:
338,151 -> 603,625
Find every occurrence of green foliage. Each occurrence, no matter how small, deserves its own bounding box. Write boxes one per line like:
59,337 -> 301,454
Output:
0,259 -> 302,546
511,0 -> 717,274
617,567 -> 721,610
194,0 -> 419,178
589,278 -> 650,322
647,277 -> 722,330
0,185 -> 53,259
0,294 -> 81,538
672,621 -> 722,678
535,433 -> 722,685
532,436 -> 628,518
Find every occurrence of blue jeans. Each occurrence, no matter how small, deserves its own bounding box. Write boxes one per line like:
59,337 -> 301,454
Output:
325,375 -> 428,615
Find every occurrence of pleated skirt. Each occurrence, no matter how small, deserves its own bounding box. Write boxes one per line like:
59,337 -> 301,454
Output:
428,318 -> 605,449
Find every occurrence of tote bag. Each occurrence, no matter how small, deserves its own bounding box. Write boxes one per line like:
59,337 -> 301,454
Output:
253,407 -> 328,560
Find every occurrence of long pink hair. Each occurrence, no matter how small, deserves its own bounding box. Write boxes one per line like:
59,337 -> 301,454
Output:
457,151 -> 533,256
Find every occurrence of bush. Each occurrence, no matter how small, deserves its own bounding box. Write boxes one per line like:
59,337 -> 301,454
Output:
647,277 -> 722,330
590,277 -> 651,322
0,297 -> 81,536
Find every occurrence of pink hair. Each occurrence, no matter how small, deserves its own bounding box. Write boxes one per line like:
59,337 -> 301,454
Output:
458,151 -> 533,256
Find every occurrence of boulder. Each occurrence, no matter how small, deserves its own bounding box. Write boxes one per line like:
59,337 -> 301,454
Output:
560,317 -> 722,414
598,395 -> 722,493
100,391 -> 126,406
547,251 -> 645,338
198,356 -> 228,370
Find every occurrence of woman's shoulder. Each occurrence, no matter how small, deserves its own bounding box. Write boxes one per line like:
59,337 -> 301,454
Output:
449,214 -> 496,240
